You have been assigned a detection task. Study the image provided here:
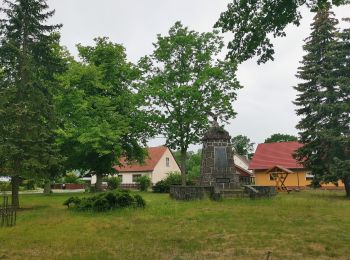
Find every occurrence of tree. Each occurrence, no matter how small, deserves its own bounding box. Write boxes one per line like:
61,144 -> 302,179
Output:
215,0 -> 347,64
231,135 -> 255,159
264,133 -> 298,143
0,0 -> 65,207
141,22 -> 241,185
294,7 -> 350,197
56,38 -> 152,191
173,150 -> 202,182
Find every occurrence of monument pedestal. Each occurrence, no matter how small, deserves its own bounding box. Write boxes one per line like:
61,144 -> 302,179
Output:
198,125 -> 240,190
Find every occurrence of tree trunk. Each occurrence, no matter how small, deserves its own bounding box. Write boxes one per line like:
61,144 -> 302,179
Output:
95,173 -> 103,192
11,176 -> 20,208
344,177 -> 350,198
180,150 -> 187,186
43,180 -> 51,195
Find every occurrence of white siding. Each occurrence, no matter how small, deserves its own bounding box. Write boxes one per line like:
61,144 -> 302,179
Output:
152,148 -> 181,184
234,154 -> 252,173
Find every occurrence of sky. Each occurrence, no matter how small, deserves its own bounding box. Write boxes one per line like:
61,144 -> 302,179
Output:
48,0 -> 349,151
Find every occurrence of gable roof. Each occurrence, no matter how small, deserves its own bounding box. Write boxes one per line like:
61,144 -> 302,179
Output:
234,154 -> 251,167
114,146 -> 168,173
249,142 -> 304,170
235,164 -> 253,177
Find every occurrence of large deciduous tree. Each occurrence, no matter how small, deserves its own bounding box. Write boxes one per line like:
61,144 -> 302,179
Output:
264,133 -> 298,143
140,22 -> 241,185
231,135 -> 255,159
215,0 -> 348,64
0,0 -> 65,207
56,38 -> 152,191
294,7 -> 350,197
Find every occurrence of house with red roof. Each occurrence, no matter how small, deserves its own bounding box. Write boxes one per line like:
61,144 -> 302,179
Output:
249,141 -> 344,189
113,146 -> 180,187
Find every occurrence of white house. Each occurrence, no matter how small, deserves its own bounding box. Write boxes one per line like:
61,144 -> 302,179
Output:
234,154 -> 252,173
92,146 -> 180,186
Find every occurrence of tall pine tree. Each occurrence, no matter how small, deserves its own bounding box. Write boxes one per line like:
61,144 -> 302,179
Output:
0,0 -> 65,206
294,5 -> 350,197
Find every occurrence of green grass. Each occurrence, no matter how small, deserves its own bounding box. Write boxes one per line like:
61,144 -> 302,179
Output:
0,190 -> 349,259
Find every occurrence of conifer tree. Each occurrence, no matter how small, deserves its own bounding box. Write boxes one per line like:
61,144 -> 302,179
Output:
0,0 -> 65,206
294,6 -> 350,197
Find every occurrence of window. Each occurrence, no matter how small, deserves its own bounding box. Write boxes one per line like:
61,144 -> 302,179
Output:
132,174 -> 141,183
269,174 -> 275,181
166,157 -> 170,167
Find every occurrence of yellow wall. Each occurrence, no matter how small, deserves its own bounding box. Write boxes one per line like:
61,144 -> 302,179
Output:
254,170 -> 344,188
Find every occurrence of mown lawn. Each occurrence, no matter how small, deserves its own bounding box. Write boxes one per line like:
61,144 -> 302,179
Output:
0,190 -> 349,259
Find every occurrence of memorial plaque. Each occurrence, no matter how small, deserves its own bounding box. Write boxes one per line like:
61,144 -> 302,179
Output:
214,147 -> 228,170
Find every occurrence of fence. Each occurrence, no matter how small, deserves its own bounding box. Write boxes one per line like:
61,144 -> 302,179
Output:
0,195 -> 16,227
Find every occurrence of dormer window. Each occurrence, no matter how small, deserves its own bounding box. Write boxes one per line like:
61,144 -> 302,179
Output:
166,157 -> 170,167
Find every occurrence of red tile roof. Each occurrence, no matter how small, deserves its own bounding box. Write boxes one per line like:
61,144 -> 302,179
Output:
249,142 -> 304,170
113,146 -> 168,173
235,165 -> 253,177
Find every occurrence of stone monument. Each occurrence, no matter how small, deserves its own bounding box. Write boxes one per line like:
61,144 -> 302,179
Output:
198,118 -> 240,190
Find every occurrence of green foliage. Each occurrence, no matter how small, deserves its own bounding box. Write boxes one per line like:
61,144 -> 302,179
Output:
264,133 -> 298,143
0,0 -> 66,207
106,176 -> 121,190
153,172 -> 195,193
231,135 -> 255,159
56,37 -> 153,190
215,0 -> 347,63
136,175 -> 151,191
0,181 -> 11,192
64,172 -> 82,184
21,179 -> 36,190
140,22 -> 241,185
173,151 -> 202,182
152,180 -> 169,193
63,190 -> 146,212
293,7 -> 350,196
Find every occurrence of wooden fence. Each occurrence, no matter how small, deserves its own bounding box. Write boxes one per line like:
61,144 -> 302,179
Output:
0,196 -> 16,227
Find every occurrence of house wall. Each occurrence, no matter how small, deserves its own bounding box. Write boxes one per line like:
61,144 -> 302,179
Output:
151,148 -> 181,184
91,172 -> 152,185
254,169 -> 344,188
234,155 -> 252,172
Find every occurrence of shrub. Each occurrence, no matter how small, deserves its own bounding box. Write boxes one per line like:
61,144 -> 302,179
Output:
106,176 -> 121,190
153,172 -> 196,193
63,190 -> 146,212
152,180 -> 169,193
64,172 -> 82,184
136,175 -> 151,191
21,179 -> 36,190
0,181 -> 11,192
165,172 -> 182,185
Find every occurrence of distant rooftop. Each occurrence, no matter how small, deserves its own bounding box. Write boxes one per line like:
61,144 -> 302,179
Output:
249,142 -> 304,170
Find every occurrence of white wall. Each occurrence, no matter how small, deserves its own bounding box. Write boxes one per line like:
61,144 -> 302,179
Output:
234,154 -> 252,173
152,148 -> 181,184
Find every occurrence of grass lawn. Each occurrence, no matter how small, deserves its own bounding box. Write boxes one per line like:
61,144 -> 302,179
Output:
0,190 -> 349,259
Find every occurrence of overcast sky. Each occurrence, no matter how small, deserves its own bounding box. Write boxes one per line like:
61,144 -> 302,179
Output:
48,0 -> 349,151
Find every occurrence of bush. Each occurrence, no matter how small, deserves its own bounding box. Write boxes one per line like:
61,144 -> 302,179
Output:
0,181 -> 11,192
152,172 -> 195,193
136,175 -> 151,191
165,172 -> 182,185
63,190 -> 146,212
106,176 -> 121,190
152,180 -> 169,193
64,172 -> 82,184
21,179 -> 36,190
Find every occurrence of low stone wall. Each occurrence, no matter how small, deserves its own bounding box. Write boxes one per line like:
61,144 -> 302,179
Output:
243,185 -> 277,198
169,185 -> 214,200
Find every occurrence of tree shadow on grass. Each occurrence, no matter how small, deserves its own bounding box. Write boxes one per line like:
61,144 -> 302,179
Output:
304,190 -> 348,201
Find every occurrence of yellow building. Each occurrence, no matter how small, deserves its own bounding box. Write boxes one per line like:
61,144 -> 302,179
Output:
249,142 -> 344,190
